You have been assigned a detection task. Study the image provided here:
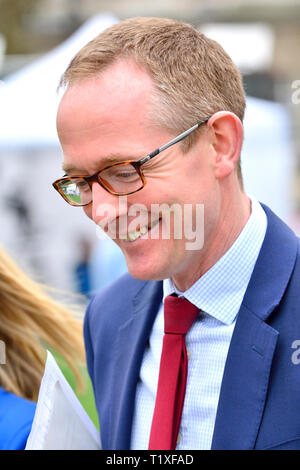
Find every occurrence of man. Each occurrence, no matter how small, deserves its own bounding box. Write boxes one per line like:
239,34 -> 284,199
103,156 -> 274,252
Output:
54,18 -> 300,450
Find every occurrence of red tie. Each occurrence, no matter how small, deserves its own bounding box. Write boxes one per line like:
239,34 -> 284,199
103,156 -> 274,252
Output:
148,295 -> 199,450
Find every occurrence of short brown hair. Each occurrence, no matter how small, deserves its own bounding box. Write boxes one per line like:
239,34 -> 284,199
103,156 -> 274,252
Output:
60,17 -> 246,181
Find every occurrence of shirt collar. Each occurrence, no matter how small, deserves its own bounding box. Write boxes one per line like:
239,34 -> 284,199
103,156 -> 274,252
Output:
163,196 -> 267,325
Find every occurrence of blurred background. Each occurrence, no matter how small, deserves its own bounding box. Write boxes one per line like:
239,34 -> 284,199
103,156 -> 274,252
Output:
0,0 -> 300,301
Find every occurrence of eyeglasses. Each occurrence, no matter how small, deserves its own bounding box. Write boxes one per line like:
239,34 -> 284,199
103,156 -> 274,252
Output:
52,117 -> 210,206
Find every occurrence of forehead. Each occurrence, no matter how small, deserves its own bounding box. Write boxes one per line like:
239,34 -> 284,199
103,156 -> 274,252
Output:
56,59 -> 160,172
57,59 -> 154,139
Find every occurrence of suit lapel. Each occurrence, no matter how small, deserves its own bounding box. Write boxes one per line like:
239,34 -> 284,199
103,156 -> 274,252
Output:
211,305 -> 279,449
212,204 -> 298,449
109,280 -> 163,449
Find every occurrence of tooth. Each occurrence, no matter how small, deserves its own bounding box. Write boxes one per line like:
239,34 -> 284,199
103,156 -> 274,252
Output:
124,225 -> 152,242
128,231 -> 139,241
128,232 -> 136,241
121,220 -> 161,242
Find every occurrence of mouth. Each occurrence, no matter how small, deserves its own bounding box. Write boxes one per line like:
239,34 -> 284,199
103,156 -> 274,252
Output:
119,217 -> 161,243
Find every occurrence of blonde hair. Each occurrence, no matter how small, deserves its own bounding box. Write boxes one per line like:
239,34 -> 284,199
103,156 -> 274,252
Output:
60,17 -> 246,182
0,246 -> 85,401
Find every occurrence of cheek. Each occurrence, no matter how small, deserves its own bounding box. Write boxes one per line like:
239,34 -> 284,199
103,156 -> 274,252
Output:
83,205 -> 93,220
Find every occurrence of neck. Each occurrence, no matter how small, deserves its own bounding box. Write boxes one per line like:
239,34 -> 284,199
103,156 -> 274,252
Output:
172,183 -> 251,292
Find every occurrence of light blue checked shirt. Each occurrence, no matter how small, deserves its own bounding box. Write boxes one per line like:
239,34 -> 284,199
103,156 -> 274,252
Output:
130,196 -> 267,450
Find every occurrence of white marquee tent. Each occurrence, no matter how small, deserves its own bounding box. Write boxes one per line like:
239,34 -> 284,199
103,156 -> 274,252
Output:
0,14 -> 123,293
0,14 -> 295,294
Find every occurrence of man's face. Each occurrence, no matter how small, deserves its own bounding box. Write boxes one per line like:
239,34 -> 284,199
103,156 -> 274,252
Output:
57,60 -> 220,289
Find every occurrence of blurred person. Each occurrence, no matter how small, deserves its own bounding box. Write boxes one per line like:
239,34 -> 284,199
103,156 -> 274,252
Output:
54,18 -> 300,450
74,236 -> 92,298
0,245 -> 85,450
88,238 -> 128,293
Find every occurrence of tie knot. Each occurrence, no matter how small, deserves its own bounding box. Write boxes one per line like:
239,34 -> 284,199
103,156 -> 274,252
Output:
164,295 -> 199,335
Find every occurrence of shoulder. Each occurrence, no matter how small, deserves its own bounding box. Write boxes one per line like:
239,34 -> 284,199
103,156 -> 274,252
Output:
259,203 -> 300,323
284,235 -> 300,297
86,272 -> 148,326
84,272 -> 162,351
0,387 -> 36,450
93,271 -> 148,303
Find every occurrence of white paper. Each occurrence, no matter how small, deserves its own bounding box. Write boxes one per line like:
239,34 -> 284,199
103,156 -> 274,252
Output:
25,350 -> 101,450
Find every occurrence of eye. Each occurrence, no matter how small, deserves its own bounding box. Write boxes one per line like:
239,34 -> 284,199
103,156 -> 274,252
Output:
115,170 -> 137,179
76,180 -> 90,191
102,164 -> 140,182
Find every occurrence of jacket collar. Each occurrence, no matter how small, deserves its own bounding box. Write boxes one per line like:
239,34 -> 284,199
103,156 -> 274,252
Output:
241,203 -> 298,321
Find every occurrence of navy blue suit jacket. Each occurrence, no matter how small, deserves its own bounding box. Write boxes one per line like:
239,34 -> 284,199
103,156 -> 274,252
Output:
84,204 -> 300,450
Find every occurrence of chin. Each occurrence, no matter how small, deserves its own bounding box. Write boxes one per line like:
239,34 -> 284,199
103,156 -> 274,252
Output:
127,266 -> 163,282
125,258 -> 170,282
122,238 -> 184,281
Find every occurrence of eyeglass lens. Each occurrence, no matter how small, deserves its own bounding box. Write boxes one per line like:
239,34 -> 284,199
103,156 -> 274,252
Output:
58,163 -> 144,205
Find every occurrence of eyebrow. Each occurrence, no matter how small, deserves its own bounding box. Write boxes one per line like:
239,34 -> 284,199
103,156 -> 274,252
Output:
62,153 -> 142,174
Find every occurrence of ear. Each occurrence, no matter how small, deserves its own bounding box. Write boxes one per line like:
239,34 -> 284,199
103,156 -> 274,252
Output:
207,111 -> 243,180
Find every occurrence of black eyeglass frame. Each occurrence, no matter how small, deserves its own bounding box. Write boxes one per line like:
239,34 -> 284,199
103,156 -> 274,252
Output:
52,117 -> 210,206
